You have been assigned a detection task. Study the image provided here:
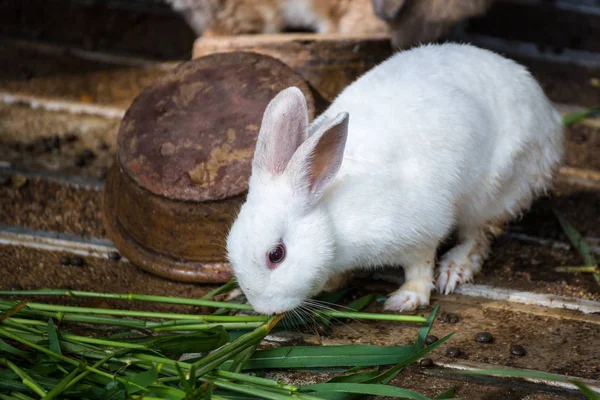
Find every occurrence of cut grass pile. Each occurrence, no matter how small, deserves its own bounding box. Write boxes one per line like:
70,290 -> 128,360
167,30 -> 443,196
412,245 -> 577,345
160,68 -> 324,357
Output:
0,285 -> 452,400
1,281 -> 599,399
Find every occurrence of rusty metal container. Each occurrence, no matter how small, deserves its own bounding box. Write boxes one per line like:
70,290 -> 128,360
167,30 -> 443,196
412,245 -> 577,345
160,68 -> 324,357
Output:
192,33 -> 394,104
102,51 -> 315,283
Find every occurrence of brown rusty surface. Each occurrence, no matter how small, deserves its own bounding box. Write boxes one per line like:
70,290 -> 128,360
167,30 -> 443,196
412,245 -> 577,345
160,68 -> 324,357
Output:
102,163 -> 234,283
107,161 -> 236,261
118,51 -> 315,202
192,33 -> 394,103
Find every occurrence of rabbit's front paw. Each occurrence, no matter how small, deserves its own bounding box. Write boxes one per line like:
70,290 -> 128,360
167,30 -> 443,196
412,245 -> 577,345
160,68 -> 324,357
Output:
384,279 -> 431,312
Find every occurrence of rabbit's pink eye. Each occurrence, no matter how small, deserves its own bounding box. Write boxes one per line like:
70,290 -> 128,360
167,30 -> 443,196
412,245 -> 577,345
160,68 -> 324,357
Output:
267,244 -> 286,267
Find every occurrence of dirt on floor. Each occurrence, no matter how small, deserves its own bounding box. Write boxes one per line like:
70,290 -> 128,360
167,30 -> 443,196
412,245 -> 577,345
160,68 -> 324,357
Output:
0,39 -> 175,108
0,103 -> 119,180
0,244 -> 219,314
0,177 -> 106,238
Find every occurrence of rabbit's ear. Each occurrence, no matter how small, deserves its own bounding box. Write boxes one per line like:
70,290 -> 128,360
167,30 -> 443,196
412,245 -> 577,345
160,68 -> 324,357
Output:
286,112 -> 349,201
253,87 -> 309,175
372,0 -> 407,22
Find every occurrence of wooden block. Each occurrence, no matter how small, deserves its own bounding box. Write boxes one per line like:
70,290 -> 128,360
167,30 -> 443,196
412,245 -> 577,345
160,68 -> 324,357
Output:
193,33 -> 394,104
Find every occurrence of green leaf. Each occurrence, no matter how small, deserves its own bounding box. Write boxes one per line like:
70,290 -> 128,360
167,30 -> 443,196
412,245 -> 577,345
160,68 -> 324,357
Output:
554,211 -> 597,266
132,328 -> 228,358
562,107 -> 600,126
105,380 -> 128,400
346,294 -> 378,312
175,363 -> 192,392
144,385 -> 187,400
247,306 -> 441,370
572,381 -> 600,400
434,387 -> 457,399
315,289 -> 352,305
328,368 -> 380,383
369,332 -> 454,388
554,210 -> 599,285
123,366 -> 158,394
46,319 -> 62,356
0,339 -> 31,357
246,344 -> 417,369
301,383 -> 431,400
417,305 -> 438,349
0,300 -> 28,322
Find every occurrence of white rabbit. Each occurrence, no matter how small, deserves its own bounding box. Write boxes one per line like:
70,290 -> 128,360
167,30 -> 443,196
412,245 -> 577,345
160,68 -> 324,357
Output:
226,43 -> 564,315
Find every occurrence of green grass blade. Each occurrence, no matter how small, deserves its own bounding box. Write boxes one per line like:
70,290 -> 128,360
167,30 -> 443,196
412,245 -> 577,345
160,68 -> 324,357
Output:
203,378 -> 317,400
301,383 -> 431,400
0,395 -> 22,400
0,358 -> 46,397
554,211 -> 597,266
46,319 -> 62,356
572,382 -> 600,400
345,293 -> 379,312
10,393 -> 36,400
0,327 -> 147,393
0,301 -> 28,322
190,315 -> 283,378
327,368 -> 380,383
554,266 -> 599,273
0,300 -> 266,322
0,290 -> 253,310
246,344 -> 417,369
138,328 -> 229,358
213,370 -> 297,394
321,311 -> 426,323
43,367 -> 82,400
373,333 -> 454,387
434,387 -> 457,399
554,210 -> 599,284
141,385 -> 187,400
416,305 -> 438,349
0,339 -> 31,358
123,366 -> 158,395
153,322 -> 265,332
227,343 -> 258,373
200,280 -> 239,300
63,349 -> 135,393
562,107 -> 600,126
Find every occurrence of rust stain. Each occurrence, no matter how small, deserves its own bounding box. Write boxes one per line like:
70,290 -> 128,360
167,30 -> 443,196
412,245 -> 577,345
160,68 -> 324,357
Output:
175,81 -> 207,108
160,142 -> 175,156
189,162 -> 207,185
116,51 -> 314,201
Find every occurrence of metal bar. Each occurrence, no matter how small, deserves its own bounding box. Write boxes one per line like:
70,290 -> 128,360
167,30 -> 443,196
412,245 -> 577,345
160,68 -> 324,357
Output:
453,284 -> 600,314
0,225 -> 125,261
0,92 -> 125,119
430,359 -> 600,394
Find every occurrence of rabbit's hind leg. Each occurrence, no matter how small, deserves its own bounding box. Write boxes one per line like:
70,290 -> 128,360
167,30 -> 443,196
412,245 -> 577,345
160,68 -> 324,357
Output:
436,223 -> 503,295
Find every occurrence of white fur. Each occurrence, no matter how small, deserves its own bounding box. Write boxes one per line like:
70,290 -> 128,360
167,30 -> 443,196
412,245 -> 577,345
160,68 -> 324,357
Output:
227,43 -> 564,315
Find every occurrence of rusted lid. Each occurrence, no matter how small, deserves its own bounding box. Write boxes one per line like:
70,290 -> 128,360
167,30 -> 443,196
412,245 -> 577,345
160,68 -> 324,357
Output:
117,51 -> 315,201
